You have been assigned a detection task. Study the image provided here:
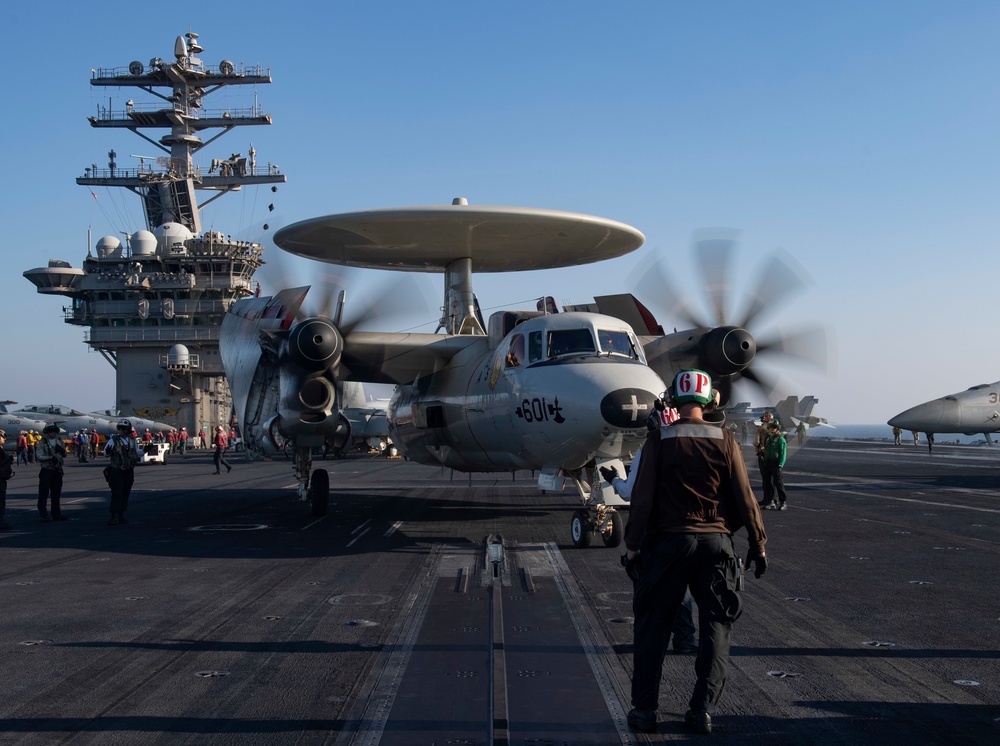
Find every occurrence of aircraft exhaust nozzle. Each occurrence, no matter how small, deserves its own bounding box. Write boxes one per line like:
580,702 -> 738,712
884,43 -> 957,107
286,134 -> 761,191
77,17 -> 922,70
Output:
287,318 -> 342,372
299,376 -> 335,412
701,326 -> 755,376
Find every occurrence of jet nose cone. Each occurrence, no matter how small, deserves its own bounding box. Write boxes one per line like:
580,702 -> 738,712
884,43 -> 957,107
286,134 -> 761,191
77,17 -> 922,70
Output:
601,388 -> 658,429
888,398 -> 959,430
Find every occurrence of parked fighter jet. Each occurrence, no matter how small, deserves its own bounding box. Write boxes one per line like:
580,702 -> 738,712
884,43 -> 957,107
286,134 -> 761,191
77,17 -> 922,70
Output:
0,402 -> 51,448
221,201 -> 826,546
723,395 -> 828,430
89,409 -> 176,437
7,404 -> 120,435
337,382 -> 395,456
888,381 -> 1000,444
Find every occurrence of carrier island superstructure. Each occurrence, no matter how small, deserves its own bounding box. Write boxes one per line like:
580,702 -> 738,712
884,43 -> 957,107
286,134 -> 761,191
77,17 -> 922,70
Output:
23,32 -> 284,433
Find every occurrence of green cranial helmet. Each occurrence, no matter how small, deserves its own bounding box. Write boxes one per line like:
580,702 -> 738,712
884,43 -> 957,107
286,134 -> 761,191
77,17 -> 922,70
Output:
671,369 -> 714,406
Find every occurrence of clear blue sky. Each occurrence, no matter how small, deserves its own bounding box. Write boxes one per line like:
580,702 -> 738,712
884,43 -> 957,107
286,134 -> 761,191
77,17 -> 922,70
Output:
5,2 -> 998,425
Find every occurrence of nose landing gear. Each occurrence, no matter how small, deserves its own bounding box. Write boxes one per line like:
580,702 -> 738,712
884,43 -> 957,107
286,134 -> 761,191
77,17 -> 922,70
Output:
570,505 -> 624,548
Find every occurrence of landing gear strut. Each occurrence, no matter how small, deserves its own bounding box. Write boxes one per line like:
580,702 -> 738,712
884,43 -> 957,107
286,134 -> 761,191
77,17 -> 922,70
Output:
566,462 -> 627,548
570,504 -> 624,548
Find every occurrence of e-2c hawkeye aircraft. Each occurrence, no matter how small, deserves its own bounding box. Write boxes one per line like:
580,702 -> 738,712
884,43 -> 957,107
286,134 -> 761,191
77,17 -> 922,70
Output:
888,381 -> 1000,444
220,201 -> 825,547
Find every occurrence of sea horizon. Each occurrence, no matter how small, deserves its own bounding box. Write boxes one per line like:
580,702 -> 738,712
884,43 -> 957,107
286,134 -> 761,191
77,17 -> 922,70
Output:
803,423 -> 996,445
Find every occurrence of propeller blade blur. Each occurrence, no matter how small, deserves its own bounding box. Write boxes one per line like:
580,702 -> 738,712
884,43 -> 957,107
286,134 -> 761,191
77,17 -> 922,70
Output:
693,234 -> 736,327
736,248 -> 812,331
628,253 -> 707,330
755,324 -> 831,371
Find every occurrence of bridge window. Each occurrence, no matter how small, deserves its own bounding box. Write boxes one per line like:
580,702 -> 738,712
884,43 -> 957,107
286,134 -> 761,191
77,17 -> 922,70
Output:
547,329 -> 595,358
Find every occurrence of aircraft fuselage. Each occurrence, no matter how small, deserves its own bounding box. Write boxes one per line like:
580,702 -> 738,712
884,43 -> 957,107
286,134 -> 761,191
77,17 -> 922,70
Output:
888,382 -> 1000,435
388,312 -> 665,472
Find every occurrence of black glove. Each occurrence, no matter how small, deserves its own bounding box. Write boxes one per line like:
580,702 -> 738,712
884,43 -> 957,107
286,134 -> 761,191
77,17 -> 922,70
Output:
745,549 -> 768,579
621,552 -> 642,583
746,549 -> 767,578
599,465 -> 619,483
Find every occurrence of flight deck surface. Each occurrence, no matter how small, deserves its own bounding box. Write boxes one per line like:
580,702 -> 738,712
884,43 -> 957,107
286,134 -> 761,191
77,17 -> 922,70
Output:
0,439 -> 997,744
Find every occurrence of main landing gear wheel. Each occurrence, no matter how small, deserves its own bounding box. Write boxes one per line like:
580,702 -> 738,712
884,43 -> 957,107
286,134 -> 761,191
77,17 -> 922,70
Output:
570,510 -> 592,548
602,511 -> 624,548
309,468 -> 329,517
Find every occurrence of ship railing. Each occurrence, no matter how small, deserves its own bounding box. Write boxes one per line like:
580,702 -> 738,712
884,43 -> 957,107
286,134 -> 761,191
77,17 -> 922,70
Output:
84,299 -> 232,317
160,353 -> 202,369
86,328 -> 221,344
92,63 -> 270,79
89,103 -> 267,122
82,165 -> 203,180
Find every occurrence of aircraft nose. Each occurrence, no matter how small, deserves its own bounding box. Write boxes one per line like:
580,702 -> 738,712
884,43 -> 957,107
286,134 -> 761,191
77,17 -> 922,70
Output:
888,398 -> 960,431
600,388 -> 659,429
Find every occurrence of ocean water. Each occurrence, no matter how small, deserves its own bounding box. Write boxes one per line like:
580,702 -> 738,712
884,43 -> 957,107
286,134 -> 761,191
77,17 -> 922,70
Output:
805,424 -> 994,445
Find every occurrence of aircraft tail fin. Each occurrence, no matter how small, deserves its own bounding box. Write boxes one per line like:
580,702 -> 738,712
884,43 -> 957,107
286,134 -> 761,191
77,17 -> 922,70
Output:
590,294 -> 665,335
774,396 -> 798,426
798,395 -> 819,418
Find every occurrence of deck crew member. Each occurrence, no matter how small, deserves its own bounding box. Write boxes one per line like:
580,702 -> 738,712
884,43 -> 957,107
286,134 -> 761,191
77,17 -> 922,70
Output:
623,369 -> 768,735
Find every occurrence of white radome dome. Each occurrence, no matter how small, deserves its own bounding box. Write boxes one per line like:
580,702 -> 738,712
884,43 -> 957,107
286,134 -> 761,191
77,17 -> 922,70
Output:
96,235 -> 123,259
169,344 -> 191,367
131,230 -> 158,256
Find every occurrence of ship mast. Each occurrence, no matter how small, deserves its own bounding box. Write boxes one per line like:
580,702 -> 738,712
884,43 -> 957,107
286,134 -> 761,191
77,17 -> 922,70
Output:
24,32 -> 284,434
80,31 -> 284,233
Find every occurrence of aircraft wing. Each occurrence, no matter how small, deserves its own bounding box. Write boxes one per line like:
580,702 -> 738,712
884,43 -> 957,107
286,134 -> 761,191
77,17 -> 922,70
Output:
221,287 -> 307,434
342,332 -> 481,384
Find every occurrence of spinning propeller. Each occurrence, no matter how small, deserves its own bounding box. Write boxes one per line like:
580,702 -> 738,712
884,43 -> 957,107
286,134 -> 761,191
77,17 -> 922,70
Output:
630,232 -> 831,405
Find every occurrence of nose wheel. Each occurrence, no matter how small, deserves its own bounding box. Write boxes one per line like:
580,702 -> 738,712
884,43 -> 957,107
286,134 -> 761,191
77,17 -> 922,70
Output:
570,510 -> 592,548
570,506 -> 624,548
309,468 -> 329,517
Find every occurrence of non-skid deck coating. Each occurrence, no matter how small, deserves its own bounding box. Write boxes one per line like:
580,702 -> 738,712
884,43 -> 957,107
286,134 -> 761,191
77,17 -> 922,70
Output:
0,439 -> 997,744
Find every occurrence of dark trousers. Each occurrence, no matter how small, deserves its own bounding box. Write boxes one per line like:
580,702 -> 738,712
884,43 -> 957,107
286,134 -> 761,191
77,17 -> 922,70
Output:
631,532 -> 742,713
761,463 -> 787,506
671,591 -> 698,649
108,469 -> 134,515
38,469 -> 64,517
214,448 -> 231,472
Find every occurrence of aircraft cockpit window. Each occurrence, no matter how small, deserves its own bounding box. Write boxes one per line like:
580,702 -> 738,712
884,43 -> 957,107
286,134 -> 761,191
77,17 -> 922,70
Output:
547,329 -> 595,358
528,331 -> 543,363
505,334 -> 525,368
598,329 -> 638,358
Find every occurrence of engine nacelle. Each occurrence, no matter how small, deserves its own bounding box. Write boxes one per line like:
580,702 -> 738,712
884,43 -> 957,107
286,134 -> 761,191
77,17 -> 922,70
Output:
700,325 -> 755,377
287,317 -> 342,371
641,325 -> 756,405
